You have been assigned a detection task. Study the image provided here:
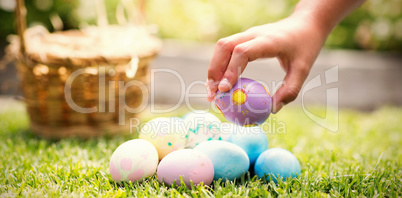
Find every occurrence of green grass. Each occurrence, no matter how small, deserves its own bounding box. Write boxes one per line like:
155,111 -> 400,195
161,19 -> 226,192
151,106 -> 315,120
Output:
0,106 -> 401,197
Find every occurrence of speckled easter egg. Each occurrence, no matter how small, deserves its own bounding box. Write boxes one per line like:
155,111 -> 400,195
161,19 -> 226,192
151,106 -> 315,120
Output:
183,111 -> 228,148
254,148 -> 301,183
139,117 -> 187,160
183,110 -> 221,129
109,139 -> 158,182
227,125 -> 268,165
215,78 -> 272,127
194,140 -> 249,181
157,149 -> 214,187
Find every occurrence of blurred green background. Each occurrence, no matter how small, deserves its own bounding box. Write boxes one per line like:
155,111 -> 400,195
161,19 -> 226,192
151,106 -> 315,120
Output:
0,0 -> 401,51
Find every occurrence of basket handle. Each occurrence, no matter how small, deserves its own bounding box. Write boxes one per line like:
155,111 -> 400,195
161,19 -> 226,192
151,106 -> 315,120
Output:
139,0 -> 145,18
15,0 -> 146,53
15,0 -> 27,56
115,0 -> 147,26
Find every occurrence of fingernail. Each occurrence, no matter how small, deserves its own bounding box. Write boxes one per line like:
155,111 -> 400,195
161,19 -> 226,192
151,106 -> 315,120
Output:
207,90 -> 216,99
210,92 -> 216,101
206,79 -> 216,99
272,102 -> 284,114
218,78 -> 230,91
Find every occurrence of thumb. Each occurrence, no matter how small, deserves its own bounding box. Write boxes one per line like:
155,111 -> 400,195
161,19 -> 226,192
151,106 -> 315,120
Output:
272,63 -> 310,113
218,37 -> 282,92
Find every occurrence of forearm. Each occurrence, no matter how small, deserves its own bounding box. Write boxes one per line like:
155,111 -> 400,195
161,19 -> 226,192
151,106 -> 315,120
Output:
292,0 -> 366,36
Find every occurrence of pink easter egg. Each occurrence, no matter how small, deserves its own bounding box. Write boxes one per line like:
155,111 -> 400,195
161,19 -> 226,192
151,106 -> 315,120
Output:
157,149 -> 214,187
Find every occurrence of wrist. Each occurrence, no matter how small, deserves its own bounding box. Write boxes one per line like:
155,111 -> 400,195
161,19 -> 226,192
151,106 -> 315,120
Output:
291,0 -> 366,38
290,1 -> 339,38
287,10 -> 330,46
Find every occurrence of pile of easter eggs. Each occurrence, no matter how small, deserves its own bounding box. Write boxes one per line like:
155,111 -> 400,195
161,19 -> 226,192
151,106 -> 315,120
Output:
110,111 -> 301,187
109,78 -> 301,186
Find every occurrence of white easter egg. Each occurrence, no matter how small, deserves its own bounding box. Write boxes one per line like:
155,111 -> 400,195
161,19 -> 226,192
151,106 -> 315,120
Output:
182,111 -> 227,148
109,139 -> 158,182
183,110 -> 221,129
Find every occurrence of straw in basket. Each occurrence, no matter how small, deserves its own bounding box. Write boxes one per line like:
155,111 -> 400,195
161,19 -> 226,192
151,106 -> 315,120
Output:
8,0 -> 161,139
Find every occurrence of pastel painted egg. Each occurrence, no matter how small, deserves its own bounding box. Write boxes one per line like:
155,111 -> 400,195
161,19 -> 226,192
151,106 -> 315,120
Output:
215,78 -> 272,127
185,122 -> 231,148
157,149 -> 214,187
227,125 -> 268,165
139,117 -> 186,160
109,139 -> 158,182
170,116 -> 184,122
194,140 -> 249,181
183,111 -> 228,148
254,148 -> 301,183
183,110 -> 221,129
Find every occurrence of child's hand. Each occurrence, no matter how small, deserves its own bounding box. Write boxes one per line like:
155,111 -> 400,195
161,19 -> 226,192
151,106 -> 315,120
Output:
206,0 -> 365,113
206,15 -> 325,113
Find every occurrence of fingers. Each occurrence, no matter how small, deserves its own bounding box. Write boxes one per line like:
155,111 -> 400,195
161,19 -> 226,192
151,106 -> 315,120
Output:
272,61 -> 310,113
207,32 -> 255,101
218,37 -> 282,92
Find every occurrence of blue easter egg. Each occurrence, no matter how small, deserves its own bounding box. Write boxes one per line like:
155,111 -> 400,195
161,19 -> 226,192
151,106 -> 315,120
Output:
254,148 -> 301,183
194,140 -> 249,181
227,125 -> 268,165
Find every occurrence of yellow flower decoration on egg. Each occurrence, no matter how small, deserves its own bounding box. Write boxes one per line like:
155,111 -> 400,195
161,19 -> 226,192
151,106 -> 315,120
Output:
232,89 -> 247,105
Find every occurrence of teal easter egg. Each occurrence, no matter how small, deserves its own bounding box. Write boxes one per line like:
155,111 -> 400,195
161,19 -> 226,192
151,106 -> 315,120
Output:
194,140 -> 249,181
254,148 -> 301,183
227,125 -> 268,165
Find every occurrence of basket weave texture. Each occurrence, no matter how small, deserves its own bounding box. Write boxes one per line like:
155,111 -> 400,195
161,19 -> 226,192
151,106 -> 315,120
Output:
9,26 -> 161,139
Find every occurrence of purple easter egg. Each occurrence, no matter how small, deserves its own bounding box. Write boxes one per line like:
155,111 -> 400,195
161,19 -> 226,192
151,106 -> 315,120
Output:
215,78 -> 272,126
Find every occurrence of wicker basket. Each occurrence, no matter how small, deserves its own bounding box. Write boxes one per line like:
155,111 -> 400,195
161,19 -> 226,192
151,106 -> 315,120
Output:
9,0 -> 161,139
